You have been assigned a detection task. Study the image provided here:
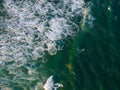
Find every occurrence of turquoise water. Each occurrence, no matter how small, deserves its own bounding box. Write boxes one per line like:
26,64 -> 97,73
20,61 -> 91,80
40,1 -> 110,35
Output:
0,0 -> 120,90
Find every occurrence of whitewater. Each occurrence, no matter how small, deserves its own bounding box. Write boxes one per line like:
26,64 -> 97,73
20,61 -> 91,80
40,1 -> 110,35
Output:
0,0 -> 94,89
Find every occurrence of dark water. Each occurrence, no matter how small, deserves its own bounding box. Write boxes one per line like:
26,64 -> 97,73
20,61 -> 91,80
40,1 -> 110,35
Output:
46,0 -> 120,90
0,0 -> 120,90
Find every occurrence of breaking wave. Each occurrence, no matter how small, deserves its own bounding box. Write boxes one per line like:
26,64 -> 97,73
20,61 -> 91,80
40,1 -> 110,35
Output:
0,0 -> 94,89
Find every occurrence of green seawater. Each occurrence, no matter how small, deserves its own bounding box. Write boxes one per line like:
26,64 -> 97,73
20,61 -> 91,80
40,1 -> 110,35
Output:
0,0 -> 120,90
46,0 -> 120,90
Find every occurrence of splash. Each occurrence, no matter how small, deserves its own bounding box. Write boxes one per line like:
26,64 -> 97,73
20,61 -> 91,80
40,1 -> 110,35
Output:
43,76 -> 63,90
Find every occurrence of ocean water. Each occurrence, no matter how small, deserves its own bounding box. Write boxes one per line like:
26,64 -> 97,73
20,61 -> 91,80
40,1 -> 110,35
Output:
0,0 -> 120,90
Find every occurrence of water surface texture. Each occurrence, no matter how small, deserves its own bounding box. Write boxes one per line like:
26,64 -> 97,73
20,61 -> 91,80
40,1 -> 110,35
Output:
0,0 -> 120,90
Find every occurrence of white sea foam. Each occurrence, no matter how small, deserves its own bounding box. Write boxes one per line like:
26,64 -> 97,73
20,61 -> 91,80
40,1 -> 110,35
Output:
1,0 -> 85,62
43,76 -> 63,90
0,0 -> 93,89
